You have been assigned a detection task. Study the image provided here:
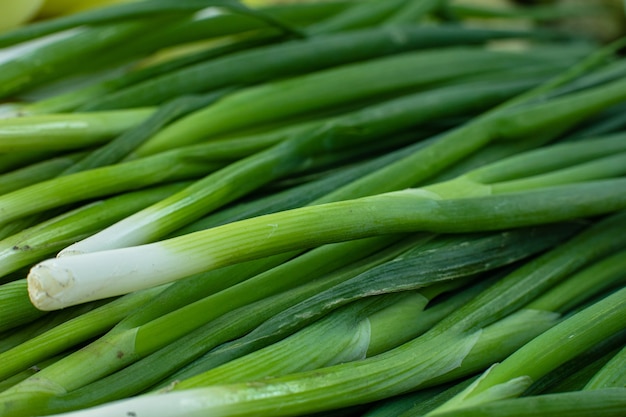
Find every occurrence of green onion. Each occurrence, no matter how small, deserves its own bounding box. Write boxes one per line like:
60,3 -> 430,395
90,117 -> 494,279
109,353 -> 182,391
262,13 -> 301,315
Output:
28,152 -> 626,309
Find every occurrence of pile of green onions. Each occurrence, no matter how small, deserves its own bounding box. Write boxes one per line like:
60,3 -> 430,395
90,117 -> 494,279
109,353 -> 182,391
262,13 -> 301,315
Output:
0,1 -> 624,416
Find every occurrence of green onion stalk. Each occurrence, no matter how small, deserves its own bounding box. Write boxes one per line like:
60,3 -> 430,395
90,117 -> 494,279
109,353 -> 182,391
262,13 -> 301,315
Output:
0,144 -> 231,228
584,344 -> 626,391
34,213 -> 626,417
61,89 -> 236,175
0,235 -> 419,414
0,303 -> 103,353
166,288 -> 465,389
13,37 -> 270,116
0,284 -> 171,384
362,379 -> 477,417
0,0 -> 299,48
29,135 -> 626,309
0,108 -> 154,153
522,332 -> 626,396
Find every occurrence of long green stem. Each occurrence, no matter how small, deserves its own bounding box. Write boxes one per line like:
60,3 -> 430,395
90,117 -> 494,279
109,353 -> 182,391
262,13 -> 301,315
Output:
29,179 -> 626,310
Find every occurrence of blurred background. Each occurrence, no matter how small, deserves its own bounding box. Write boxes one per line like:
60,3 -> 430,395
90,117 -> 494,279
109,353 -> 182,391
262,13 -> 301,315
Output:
1,0 -> 624,43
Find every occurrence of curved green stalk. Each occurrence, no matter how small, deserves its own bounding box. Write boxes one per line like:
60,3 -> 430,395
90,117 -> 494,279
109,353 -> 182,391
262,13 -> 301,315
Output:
0,108 -> 154,153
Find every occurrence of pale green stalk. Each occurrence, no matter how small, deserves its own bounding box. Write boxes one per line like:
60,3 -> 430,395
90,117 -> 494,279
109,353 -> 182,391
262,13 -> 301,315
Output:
27,174 -> 626,310
0,108 -> 154,153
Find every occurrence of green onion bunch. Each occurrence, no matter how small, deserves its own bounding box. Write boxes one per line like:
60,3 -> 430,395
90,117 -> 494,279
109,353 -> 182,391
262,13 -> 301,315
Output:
0,1 -> 624,416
